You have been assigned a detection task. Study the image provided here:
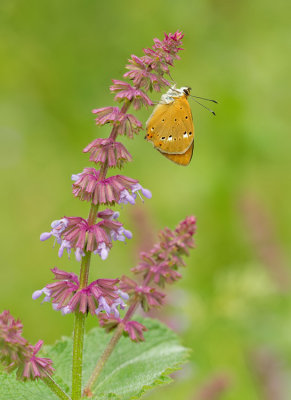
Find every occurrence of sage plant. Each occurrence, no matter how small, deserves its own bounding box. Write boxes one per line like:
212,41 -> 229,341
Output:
0,31 -> 196,400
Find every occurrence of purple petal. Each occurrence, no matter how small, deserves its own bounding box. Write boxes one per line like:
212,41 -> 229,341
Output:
123,229 -> 133,239
40,232 -> 52,241
32,290 -> 43,300
141,188 -> 152,199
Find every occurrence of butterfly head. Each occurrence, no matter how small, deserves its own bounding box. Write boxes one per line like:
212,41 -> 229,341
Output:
160,85 -> 191,104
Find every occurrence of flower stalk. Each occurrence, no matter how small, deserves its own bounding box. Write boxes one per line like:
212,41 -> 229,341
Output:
43,374 -> 72,400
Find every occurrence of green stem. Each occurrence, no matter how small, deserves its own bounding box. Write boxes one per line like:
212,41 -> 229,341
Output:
44,374 -> 71,400
71,249 -> 92,399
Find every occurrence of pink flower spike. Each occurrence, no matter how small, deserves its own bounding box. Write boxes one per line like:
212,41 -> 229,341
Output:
0,310 -> 26,347
0,311 -> 53,381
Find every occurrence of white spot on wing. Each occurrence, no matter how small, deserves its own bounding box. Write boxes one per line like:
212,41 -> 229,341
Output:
183,132 -> 188,138
168,136 -> 173,141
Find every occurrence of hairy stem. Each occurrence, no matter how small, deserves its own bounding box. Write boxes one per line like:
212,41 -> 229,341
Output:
44,374 -> 72,400
71,246 -> 93,399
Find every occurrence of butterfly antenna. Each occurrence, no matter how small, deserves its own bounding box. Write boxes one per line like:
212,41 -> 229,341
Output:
189,94 -> 218,104
192,98 -> 216,116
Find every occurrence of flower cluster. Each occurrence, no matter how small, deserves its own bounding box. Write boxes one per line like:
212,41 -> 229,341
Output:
110,80 -> 153,110
40,209 -> 133,261
99,314 -> 147,342
83,138 -> 132,168
0,311 -> 54,381
98,216 -> 196,342
92,107 -> 142,138
133,215 -> 197,287
72,168 -> 151,206
33,267 -> 128,317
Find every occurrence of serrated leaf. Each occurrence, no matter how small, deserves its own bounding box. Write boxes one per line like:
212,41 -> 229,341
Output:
49,317 -> 189,399
0,370 -> 60,399
0,318 -> 189,400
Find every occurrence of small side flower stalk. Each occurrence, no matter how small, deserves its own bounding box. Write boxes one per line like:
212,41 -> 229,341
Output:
1,31 -> 196,400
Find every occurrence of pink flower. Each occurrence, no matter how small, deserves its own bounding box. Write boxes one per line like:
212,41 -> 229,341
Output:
132,258 -> 182,287
151,31 -> 184,63
110,80 -> 153,110
119,276 -> 165,311
99,314 -> 147,342
0,310 -> 26,347
32,268 -> 126,316
124,55 -> 169,92
98,313 -> 121,332
40,213 -> 132,261
92,107 -> 142,138
122,31 -> 184,92
20,340 -> 54,381
83,138 -> 132,168
0,311 -> 54,381
72,168 -> 151,206
92,106 -> 120,125
68,279 -> 120,315
124,320 -> 147,342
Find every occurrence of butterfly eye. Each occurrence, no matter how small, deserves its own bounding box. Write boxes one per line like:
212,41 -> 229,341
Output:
183,88 -> 191,96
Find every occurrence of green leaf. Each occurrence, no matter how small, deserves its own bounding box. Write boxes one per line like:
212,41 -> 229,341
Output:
0,369 -> 61,399
0,318 -> 189,399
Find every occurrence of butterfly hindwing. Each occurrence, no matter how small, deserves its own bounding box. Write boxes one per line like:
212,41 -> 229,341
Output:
160,141 -> 194,166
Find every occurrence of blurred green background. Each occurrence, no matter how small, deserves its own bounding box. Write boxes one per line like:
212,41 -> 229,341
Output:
1,0 -> 290,398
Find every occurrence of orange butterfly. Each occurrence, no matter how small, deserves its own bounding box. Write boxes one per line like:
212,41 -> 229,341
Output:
146,85 -> 216,166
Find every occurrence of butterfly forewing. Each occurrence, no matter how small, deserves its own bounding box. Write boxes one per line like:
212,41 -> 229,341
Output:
146,95 -> 194,155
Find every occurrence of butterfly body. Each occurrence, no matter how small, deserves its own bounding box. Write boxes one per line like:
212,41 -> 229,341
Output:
146,86 -> 194,166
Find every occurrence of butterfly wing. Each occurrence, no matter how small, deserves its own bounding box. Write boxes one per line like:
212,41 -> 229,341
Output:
146,95 -> 194,155
159,141 -> 194,166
